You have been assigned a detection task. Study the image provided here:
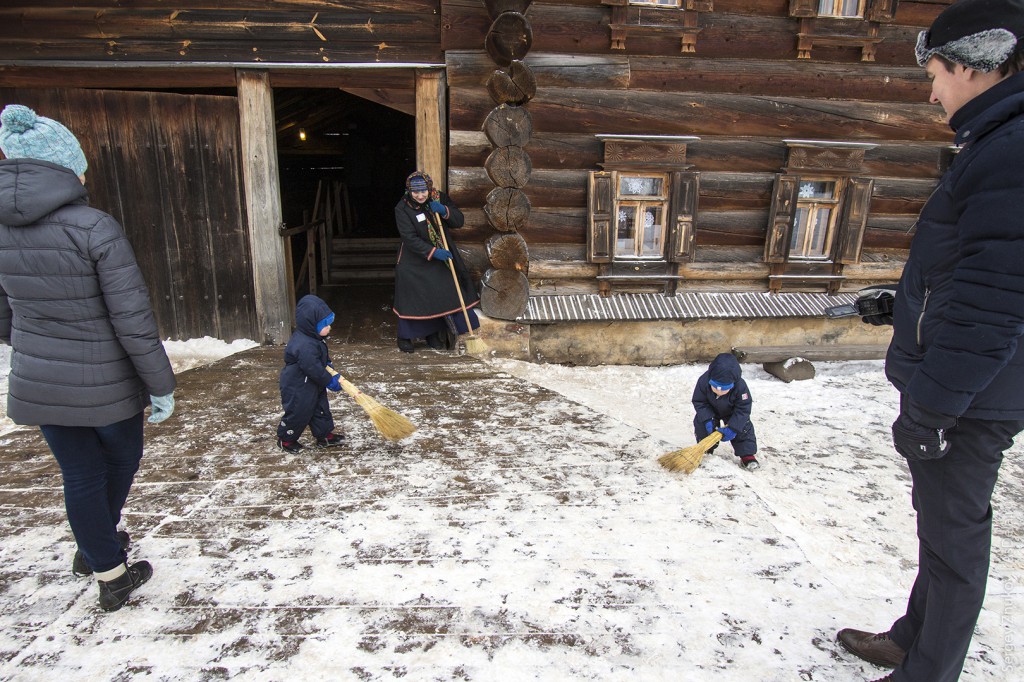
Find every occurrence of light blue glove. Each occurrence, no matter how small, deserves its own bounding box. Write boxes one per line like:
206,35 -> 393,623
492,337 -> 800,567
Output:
148,393 -> 175,424
429,200 -> 448,218
432,248 -> 452,261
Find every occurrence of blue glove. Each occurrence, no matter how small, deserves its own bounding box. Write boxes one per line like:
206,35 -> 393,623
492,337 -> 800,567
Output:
432,248 -> 452,261
328,375 -> 342,392
717,426 -> 737,441
429,200 -> 448,218
148,393 -> 175,424
892,400 -> 955,461
704,420 -> 715,435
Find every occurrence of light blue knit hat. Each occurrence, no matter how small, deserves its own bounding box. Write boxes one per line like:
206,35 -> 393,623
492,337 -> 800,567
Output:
0,104 -> 88,177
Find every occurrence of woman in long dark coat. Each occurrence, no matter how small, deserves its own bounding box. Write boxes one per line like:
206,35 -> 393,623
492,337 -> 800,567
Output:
392,171 -> 479,352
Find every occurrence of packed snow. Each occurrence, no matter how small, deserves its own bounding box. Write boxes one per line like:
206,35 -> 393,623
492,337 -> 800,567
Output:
0,338 -> 1022,681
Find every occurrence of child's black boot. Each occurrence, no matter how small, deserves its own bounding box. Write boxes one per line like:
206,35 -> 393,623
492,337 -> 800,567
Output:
97,560 -> 152,612
316,432 -> 345,448
277,438 -> 303,453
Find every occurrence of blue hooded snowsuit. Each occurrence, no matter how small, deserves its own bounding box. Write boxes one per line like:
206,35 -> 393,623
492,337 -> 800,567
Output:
692,352 -> 757,458
277,295 -> 337,443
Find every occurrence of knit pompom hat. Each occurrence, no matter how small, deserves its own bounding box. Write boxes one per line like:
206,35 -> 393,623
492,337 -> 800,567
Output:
915,0 -> 1024,72
0,104 -> 88,176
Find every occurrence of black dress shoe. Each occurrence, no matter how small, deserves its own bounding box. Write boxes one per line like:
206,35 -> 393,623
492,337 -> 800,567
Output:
97,560 -> 152,612
837,629 -> 906,668
425,332 -> 445,350
397,338 -> 415,353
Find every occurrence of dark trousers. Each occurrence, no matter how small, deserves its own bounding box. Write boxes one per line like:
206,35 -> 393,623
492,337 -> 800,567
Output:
40,411 -> 145,573
692,415 -> 757,457
278,386 -> 334,442
889,415 -> 1024,682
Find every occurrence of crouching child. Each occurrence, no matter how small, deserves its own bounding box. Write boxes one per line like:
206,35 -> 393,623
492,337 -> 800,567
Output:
277,295 -> 345,452
692,352 -> 759,471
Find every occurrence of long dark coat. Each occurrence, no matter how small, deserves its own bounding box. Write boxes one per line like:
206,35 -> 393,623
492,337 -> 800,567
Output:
392,191 -> 479,320
0,158 -> 175,427
886,73 -> 1024,420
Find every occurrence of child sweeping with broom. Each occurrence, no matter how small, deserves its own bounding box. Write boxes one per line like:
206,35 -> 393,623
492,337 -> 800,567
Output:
277,294 -> 345,453
692,352 -> 759,471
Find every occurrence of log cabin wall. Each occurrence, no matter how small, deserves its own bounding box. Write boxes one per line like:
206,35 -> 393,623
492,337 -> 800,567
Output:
444,0 -> 951,299
0,1 -> 445,342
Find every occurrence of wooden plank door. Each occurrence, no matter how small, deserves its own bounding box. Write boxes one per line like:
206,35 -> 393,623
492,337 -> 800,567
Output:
0,87 -> 256,342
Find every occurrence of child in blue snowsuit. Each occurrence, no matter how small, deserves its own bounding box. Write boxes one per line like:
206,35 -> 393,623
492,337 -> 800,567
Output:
277,295 -> 345,453
692,352 -> 759,471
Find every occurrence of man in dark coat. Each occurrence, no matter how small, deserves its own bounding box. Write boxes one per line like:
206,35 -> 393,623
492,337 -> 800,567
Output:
0,104 -> 176,612
837,2 -> 1024,680
392,171 -> 479,353
277,294 -> 344,453
692,352 -> 758,470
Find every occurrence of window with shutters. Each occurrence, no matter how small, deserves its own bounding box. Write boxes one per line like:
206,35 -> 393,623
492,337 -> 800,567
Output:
789,0 -> 898,60
765,140 -> 877,293
615,174 -> 669,259
601,0 -> 712,52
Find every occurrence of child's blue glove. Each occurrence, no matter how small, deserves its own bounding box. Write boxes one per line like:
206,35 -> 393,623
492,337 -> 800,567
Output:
432,248 -> 452,261
704,420 -> 714,435
148,393 -> 175,424
328,375 -> 342,392
429,200 -> 448,218
717,426 -> 737,441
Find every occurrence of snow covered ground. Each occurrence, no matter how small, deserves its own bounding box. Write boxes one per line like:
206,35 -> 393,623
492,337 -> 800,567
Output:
0,339 -> 1022,681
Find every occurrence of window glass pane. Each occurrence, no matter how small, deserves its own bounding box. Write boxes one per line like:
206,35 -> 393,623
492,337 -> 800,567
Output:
640,206 -> 664,257
818,0 -> 834,14
791,207 -> 809,253
809,207 -> 832,255
797,181 -> 835,200
616,206 -> 636,257
619,176 -> 664,197
840,0 -> 861,15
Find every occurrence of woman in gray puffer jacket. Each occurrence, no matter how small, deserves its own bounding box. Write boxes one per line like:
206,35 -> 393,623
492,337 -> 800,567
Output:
0,104 -> 175,612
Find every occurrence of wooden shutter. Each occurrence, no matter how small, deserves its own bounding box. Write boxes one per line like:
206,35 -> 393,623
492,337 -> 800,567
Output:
764,174 -> 799,263
587,171 -> 615,263
668,171 -> 699,263
867,0 -> 899,22
834,177 -> 874,264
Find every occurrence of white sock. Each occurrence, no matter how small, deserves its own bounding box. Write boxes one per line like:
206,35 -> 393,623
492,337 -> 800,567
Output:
94,563 -> 127,582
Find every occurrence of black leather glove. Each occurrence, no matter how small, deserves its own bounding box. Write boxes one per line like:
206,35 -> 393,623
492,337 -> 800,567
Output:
857,285 -> 897,326
892,399 -> 956,461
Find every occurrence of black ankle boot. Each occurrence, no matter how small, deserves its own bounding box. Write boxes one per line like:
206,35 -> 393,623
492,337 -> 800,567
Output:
97,560 -> 153,612
397,337 -> 415,353
72,530 -> 131,577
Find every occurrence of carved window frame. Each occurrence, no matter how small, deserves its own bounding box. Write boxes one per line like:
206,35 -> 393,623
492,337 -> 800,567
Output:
601,0 -> 713,53
765,140 -> 877,293
789,0 -> 898,61
588,136 -> 701,283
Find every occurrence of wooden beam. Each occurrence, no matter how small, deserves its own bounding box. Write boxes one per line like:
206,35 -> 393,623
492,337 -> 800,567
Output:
416,69 -> 447,191
236,69 -> 290,345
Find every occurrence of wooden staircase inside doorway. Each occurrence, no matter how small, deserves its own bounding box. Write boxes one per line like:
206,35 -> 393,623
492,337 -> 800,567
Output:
328,238 -> 400,284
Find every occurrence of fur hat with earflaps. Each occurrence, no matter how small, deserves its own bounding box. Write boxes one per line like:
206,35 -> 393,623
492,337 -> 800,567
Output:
0,104 -> 88,176
916,0 -> 1024,72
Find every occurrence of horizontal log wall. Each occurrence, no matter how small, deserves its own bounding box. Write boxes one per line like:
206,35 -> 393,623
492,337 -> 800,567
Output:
445,0 -> 950,295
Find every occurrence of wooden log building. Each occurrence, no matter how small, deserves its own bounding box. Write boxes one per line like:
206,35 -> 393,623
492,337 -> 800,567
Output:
0,0 -> 951,363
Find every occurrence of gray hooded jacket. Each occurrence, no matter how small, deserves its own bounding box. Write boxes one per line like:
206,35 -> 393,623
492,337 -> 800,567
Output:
0,158 -> 175,426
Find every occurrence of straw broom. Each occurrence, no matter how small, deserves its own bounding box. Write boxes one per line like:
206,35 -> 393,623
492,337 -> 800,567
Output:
658,430 -> 723,474
431,212 -> 486,355
326,367 -> 416,441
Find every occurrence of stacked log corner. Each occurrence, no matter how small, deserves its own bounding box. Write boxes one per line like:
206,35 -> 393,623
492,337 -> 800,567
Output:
479,1 -> 534,321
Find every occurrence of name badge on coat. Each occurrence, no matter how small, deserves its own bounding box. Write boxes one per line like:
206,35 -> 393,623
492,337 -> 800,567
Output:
417,213 -> 426,222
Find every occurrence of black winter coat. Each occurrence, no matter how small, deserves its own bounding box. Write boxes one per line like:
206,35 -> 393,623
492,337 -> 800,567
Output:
0,158 -> 175,427
692,353 -> 753,433
392,191 -> 479,320
886,73 -> 1024,420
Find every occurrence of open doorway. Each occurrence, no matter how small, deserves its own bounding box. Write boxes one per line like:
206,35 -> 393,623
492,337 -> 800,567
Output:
275,87 -> 416,289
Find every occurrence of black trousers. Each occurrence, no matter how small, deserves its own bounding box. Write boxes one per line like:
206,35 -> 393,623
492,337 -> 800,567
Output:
889,414 -> 1024,682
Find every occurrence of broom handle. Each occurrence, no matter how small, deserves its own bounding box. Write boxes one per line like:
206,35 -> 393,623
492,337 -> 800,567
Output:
432,212 -> 474,334
325,365 -> 360,401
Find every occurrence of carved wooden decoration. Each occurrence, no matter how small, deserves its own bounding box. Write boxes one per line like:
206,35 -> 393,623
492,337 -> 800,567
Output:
484,104 -> 533,148
481,268 -> 530,320
486,232 -> 530,272
484,186 -> 531,232
486,60 -> 537,105
485,12 -> 533,67
485,145 -> 532,188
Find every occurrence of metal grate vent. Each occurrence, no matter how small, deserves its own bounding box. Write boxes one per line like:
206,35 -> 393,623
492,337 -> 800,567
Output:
519,291 -> 857,323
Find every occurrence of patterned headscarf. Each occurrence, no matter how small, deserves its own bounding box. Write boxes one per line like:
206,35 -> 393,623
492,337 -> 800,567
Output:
404,170 -> 444,246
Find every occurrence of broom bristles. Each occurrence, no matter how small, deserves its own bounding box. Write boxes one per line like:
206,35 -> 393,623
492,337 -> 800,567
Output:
658,431 -> 723,474
462,333 -> 486,355
333,372 -> 417,441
